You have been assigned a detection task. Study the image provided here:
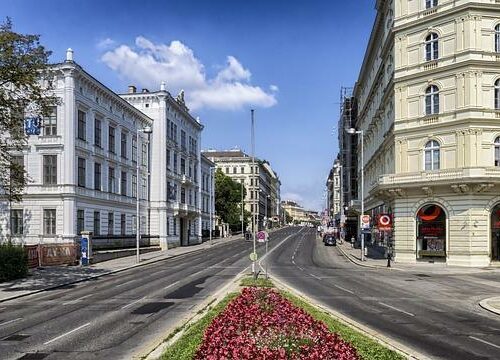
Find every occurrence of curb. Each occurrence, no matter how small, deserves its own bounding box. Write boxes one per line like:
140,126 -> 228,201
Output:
271,275 -> 430,360
336,244 -> 404,271
0,236 -> 243,304
479,297 -> 500,316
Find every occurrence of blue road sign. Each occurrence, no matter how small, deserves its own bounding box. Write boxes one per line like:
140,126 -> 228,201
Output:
24,117 -> 41,135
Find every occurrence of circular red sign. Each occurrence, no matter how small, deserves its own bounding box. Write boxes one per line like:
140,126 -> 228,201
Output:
379,215 -> 391,226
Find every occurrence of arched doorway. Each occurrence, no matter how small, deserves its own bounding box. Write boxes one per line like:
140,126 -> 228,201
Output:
416,204 -> 446,260
490,204 -> 500,261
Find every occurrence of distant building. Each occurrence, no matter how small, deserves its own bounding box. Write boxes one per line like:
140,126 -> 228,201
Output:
203,149 -> 281,230
200,154 -> 215,237
281,200 -> 317,224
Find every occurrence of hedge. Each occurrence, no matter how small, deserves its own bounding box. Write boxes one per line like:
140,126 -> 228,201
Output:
0,242 -> 28,282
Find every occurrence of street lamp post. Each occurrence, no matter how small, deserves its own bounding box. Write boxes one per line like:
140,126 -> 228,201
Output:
346,128 -> 365,261
251,109 -> 257,276
333,162 -> 344,241
209,166 -> 215,246
136,126 -> 152,263
241,180 -> 244,238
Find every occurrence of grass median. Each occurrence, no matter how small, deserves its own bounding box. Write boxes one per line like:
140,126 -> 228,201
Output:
160,276 -> 404,360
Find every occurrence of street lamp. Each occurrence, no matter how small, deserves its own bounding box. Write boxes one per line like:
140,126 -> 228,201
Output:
241,180 -> 244,238
209,166 -> 216,246
251,109 -> 257,276
346,127 -> 365,261
136,126 -> 152,263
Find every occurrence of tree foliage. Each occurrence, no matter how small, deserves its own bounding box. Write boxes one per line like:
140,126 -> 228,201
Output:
214,169 -> 250,230
0,18 -> 57,202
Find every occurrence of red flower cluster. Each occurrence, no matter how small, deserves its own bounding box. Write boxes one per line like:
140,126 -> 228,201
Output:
195,287 -> 359,360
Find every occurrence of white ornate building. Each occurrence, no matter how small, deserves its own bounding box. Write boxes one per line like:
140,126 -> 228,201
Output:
1,49 -> 152,245
1,49 -> 211,250
354,0 -> 500,266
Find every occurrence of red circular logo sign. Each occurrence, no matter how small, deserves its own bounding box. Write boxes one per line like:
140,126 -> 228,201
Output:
379,215 -> 391,226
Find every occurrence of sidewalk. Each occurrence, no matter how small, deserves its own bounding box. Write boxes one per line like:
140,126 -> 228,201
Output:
0,234 -> 244,303
335,239 -> 500,317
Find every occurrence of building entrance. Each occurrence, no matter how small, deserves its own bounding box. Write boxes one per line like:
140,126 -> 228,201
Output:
416,204 -> 446,260
490,205 -> 500,261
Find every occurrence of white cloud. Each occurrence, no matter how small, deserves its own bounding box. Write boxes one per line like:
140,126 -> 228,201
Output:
270,84 -> 279,92
101,37 -> 277,111
97,38 -> 116,49
282,192 -> 304,204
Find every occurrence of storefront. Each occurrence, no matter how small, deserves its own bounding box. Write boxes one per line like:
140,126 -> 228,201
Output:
416,204 -> 446,260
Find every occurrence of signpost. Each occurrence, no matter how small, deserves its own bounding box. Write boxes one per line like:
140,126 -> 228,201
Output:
257,231 -> 270,278
377,214 -> 392,231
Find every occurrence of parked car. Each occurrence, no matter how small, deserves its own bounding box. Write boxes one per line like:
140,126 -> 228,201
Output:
323,234 -> 337,246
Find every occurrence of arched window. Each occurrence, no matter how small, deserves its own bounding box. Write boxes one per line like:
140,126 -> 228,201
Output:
495,24 -> 500,53
425,0 -> 438,9
425,85 -> 439,115
495,137 -> 500,167
495,79 -> 500,109
424,140 -> 440,170
425,33 -> 439,61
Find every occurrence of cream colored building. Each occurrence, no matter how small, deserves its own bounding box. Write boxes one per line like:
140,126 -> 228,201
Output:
282,200 -> 317,224
354,0 -> 500,266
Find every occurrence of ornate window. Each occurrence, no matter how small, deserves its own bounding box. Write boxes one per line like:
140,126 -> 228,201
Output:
425,0 -> 438,9
425,85 -> 439,115
495,79 -> 500,109
495,24 -> 500,53
424,140 -> 440,170
425,33 -> 439,61
495,137 -> 500,167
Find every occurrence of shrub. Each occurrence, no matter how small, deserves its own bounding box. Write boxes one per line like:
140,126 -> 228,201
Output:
0,242 -> 28,282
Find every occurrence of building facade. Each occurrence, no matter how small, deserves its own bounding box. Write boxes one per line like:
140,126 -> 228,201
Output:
326,162 -> 341,219
1,49 -> 152,245
203,149 -> 281,230
121,85 -> 204,248
282,200 -> 317,224
353,0 -> 500,266
200,154 -> 215,237
1,49 -> 210,250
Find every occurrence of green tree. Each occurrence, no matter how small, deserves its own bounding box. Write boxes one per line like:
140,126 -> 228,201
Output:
215,169 -> 249,232
0,18 -> 57,202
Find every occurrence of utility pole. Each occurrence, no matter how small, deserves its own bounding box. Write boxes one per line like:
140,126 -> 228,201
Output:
251,109 -> 257,276
241,180 -> 244,238
209,167 -> 215,246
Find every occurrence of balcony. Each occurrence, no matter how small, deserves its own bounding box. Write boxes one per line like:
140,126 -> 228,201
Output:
181,174 -> 194,185
373,167 -> 500,197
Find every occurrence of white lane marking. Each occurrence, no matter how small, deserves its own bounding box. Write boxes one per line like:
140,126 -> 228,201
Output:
469,336 -> 500,349
163,281 -> 180,290
309,273 -> 322,280
43,322 -> 91,345
121,296 -> 146,310
115,280 -> 135,288
62,294 -> 92,305
297,266 -> 304,271
378,302 -> 415,317
291,260 -> 296,265
0,317 -> 22,327
334,284 -> 354,294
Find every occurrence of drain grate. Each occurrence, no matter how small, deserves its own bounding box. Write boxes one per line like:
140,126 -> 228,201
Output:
3,334 -> 30,341
17,353 -> 49,360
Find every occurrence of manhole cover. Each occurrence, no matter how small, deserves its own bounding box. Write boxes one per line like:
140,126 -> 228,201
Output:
132,302 -> 174,315
3,334 -> 30,341
17,353 -> 49,360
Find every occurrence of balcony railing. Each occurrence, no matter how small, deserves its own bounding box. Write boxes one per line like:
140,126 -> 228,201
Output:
378,167 -> 500,186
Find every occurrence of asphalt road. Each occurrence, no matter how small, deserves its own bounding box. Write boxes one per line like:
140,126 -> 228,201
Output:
266,227 -> 500,360
0,227 -> 296,360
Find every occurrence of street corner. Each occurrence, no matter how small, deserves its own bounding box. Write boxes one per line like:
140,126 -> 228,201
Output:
479,296 -> 500,316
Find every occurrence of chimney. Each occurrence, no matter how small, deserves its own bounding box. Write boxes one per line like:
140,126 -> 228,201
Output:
160,81 -> 166,91
66,48 -> 74,62
142,88 -> 149,93
128,85 -> 136,94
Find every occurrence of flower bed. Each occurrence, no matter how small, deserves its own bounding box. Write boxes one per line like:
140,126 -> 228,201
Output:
195,287 -> 360,359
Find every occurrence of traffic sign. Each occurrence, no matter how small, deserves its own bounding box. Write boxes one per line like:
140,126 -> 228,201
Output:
249,252 -> 258,261
377,214 -> 392,231
257,231 -> 267,243
360,215 -> 371,230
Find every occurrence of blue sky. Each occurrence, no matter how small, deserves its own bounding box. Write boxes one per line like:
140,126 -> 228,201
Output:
3,0 -> 375,211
